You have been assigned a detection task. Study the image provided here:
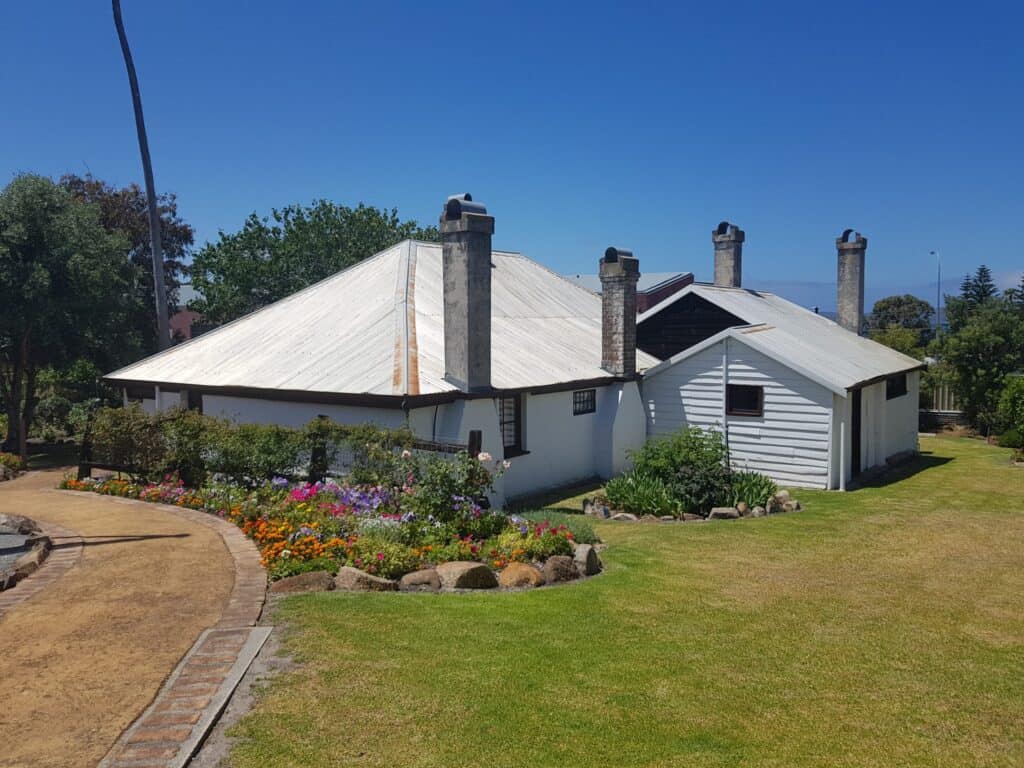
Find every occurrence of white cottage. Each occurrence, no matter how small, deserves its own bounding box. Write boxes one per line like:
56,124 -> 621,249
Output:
638,224 -> 924,490
105,195 -> 654,505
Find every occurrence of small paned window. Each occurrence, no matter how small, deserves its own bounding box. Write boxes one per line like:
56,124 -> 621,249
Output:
726,384 -> 764,417
499,396 -> 523,457
573,389 -> 596,415
886,374 -> 908,400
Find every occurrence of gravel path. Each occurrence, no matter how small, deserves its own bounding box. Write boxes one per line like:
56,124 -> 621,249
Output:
0,470 -> 235,768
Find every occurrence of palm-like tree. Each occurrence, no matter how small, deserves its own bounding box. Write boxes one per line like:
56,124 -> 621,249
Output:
112,0 -> 170,350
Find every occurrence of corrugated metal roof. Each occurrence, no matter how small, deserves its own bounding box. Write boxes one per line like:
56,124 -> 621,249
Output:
566,271 -> 694,294
640,283 -> 924,392
107,241 -> 659,396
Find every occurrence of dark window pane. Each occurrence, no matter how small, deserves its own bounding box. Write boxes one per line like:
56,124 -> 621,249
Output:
573,389 -> 596,415
726,384 -> 763,416
886,374 -> 908,400
499,396 -> 520,450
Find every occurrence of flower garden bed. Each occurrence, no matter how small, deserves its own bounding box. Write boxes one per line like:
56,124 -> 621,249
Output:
59,451 -> 603,593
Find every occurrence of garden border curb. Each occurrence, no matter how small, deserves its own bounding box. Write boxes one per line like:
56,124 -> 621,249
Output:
0,520 -> 82,619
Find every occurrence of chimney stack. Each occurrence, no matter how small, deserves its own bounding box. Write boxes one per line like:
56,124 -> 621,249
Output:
712,221 -> 744,288
440,193 -> 493,392
599,247 -> 640,377
836,229 -> 867,335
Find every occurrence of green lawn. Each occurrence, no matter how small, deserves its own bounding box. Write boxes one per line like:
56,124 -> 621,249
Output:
228,437 -> 1024,767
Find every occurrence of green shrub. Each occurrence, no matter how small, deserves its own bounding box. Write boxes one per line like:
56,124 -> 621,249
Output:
730,470 -> 777,508
268,556 -> 339,582
517,510 -> 600,544
998,428 -> 1023,449
603,472 -> 678,516
160,408 -> 222,486
207,422 -> 306,485
89,405 -> 166,477
345,537 -> 420,579
0,452 -> 25,472
630,427 -> 732,515
35,394 -> 72,435
406,451 -> 501,524
997,377 -> 1024,434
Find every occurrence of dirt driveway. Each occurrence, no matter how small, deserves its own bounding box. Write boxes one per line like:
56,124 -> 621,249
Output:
0,470 -> 234,768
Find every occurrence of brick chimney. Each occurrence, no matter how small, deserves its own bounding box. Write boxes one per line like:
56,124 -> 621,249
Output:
712,221 -> 744,288
599,247 -> 640,377
440,193 -> 493,392
836,229 -> 867,335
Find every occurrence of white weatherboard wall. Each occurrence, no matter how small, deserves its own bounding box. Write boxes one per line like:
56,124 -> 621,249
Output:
643,338 -> 835,489
855,371 -> 920,473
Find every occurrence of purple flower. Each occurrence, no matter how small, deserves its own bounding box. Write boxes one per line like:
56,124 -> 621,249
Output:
271,476 -> 290,489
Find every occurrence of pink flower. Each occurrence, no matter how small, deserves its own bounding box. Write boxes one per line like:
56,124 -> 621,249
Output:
477,451 -> 493,462
376,552 -> 385,561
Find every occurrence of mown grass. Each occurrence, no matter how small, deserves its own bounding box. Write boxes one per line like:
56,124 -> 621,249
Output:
228,437 -> 1024,767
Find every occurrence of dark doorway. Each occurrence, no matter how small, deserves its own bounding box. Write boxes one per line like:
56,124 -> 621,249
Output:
851,388 -> 862,476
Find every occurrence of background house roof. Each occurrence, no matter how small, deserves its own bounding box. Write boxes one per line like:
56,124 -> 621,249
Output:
640,283 -> 925,391
107,241 -> 658,397
565,271 -> 693,294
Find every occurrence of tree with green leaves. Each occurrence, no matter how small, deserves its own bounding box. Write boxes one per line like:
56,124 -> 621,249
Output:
937,299 -> 1024,434
868,294 -> 935,332
945,265 -> 1003,333
61,173 -> 193,356
868,325 -> 925,359
190,201 -> 439,324
0,175 -> 133,454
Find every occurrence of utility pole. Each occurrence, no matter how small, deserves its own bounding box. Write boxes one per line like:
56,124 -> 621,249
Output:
113,0 -> 170,350
931,250 -> 941,337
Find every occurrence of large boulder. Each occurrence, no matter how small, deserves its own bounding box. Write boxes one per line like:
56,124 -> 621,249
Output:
610,512 -> 638,522
573,543 -> 601,576
681,513 -> 703,522
736,501 -> 749,516
708,507 -> 740,520
334,566 -> 398,592
773,489 -> 792,504
269,571 -> 336,595
541,555 -> 580,584
435,561 -> 498,590
782,500 -> 802,512
0,514 -> 40,535
498,562 -> 546,589
751,506 -> 767,518
399,568 -> 442,592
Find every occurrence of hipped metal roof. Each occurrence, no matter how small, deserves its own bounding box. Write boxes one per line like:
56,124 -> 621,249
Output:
640,283 -> 925,394
107,241 -> 659,399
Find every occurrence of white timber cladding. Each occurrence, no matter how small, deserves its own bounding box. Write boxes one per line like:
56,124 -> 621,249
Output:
643,337 -> 834,489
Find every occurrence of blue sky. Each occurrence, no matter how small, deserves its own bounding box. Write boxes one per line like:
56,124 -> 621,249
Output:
3,1 -> 1022,310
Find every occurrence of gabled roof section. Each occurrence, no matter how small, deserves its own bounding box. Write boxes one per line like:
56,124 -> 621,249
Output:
639,283 -> 925,391
106,241 -> 659,398
566,271 -> 694,294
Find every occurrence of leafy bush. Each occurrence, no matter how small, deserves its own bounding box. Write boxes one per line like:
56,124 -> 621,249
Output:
998,428 -> 1023,449
997,377 -> 1024,434
730,470 -> 777,508
603,472 -> 678,516
35,394 -> 72,436
88,405 -> 166,477
345,537 -> 420,579
160,408 -> 222,486
517,510 -> 600,545
267,556 -> 339,582
630,427 -> 732,515
406,451 -> 505,525
207,422 -> 306,485
0,452 -> 25,472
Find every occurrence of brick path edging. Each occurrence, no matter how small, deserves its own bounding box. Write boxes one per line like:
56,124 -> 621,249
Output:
0,520 -> 83,619
51,490 -> 269,768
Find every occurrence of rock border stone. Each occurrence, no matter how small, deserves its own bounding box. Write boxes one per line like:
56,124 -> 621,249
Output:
585,490 -> 805,523
0,519 -> 82,618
